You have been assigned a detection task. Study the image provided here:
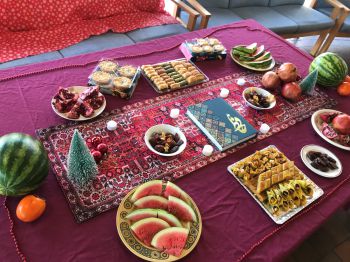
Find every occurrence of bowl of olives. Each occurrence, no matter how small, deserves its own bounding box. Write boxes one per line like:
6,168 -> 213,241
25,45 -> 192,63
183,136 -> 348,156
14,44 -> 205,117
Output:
144,124 -> 187,157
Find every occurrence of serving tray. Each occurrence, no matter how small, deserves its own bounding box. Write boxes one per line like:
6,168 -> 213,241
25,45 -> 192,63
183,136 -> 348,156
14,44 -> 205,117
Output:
227,145 -> 324,224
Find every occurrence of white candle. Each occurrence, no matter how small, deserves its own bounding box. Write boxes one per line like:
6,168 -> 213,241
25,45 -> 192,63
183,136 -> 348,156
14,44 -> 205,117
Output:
237,78 -> 246,86
220,88 -> 230,98
202,145 -> 214,156
259,123 -> 270,134
170,108 -> 180,119
107,120 -> 117,131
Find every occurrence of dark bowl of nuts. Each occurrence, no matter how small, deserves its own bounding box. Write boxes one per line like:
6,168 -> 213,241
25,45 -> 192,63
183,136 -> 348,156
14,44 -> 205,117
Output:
243,87 -> 276,110
144,124 -> 187,156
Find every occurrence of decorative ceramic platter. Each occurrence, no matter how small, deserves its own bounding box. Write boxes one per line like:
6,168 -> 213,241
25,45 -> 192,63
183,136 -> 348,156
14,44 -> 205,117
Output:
230,51 -> 275,72
116,185 -> 202,261
51,86 -> 106,121
227,145 -> 324,224
311,109 -> 350,151
300,144 -> 342,178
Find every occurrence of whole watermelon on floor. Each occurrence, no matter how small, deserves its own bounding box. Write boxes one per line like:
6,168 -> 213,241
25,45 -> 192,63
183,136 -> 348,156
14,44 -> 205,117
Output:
0,133 -> 49,196
309,52 -> 348,88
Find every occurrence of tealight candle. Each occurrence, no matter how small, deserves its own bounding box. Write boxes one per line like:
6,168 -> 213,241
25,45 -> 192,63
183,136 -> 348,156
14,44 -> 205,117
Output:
259,123 -> 270,134
107,120 -> 117,131
237,78 -> 246,86
220,88 -> 230,98
170,108 -> 180,119
202,145 -> 214,156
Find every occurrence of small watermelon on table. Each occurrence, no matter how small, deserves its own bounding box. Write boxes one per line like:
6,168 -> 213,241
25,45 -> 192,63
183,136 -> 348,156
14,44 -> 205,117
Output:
0,133 -> 49,196
309,52 -> 348,88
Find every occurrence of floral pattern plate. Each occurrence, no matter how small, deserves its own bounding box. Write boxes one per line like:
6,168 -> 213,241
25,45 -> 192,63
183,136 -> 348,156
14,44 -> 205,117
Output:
116,184 -> 202,261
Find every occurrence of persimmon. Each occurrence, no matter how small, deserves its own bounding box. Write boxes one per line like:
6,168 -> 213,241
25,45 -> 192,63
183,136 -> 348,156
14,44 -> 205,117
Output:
337,82 -> 350,96
16,195 -> 46,222
344,75 -> 350,83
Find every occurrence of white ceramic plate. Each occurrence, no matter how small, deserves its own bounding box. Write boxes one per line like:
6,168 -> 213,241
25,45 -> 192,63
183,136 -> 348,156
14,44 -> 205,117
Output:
242,87 -> 276,110
144,124 -> 187,157
230,49 -> 275,72
311,109 -> 350,151
51,86 -> 106,121
300,144 -> 342,178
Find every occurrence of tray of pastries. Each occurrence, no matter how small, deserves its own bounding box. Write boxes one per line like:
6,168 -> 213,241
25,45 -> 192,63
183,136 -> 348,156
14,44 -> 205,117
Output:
227,145 -> 324,224
141,58 -> 208,93
88,59 -> 141,99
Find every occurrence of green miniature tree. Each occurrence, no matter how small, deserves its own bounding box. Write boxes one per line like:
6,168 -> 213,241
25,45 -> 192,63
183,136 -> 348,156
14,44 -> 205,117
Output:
67,129 -> 98,187
300,69 -> 318,95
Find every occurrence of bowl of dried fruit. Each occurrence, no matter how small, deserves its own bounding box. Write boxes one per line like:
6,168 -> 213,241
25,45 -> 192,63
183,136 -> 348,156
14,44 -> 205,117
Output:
243,87 -> 276,110
144,124 -> 187,157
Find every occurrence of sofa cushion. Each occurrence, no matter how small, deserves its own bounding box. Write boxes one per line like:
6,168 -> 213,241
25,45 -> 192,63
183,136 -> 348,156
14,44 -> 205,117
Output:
317,7 -> 350,33
0,51 -> 62,70
126,24 -> 188,43
229,0 -> 269,8
230,6 -> 298,34
269,0 -> 304,6
316,0 -> 350,8
272,5 -> 334,33
195,0 -> 229,8
60,32 -> 134,57
180,8 -> 242,29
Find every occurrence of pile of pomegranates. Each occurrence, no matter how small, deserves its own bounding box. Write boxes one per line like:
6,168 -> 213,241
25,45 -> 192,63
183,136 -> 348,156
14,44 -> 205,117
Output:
261,62 -> 302,101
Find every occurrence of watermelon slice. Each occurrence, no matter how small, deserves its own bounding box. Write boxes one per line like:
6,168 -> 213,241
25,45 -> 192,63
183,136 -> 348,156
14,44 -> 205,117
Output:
157,210 -> 182,227
125,208 -> 157,222
163,181 -> 187,201
130,180 -> 163,202
151,227 -> 189,257
131,217 -> 170,246
168,196 -> 197,222
134,195 -> 168,210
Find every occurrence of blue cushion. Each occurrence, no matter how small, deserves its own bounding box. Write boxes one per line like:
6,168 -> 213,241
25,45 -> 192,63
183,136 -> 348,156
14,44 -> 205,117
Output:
126,24 -> 188,43
272,5 -> 334,33
230,6 -> 298,34
195,0 -> 229,8
59,32 -> 134,57
181,7 -> 242,29
317,7 -> 350,33
269,0 -> 304,6
315,0 -> 350,8
230,0 -> 269,8
0,51 -> 62,70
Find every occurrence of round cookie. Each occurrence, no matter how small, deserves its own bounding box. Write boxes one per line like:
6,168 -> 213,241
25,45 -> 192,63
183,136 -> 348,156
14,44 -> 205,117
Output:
118,65 -> 137,78
98,61 -> 118,73
113,76 -> 132,91
91,71 -> 112,85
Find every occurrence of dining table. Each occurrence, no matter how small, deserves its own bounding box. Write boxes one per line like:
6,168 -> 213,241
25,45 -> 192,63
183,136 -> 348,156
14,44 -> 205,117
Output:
0,19 -> 349,262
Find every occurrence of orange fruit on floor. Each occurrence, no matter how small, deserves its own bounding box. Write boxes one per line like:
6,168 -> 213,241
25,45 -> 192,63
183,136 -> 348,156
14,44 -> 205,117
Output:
16,195 -> 46,222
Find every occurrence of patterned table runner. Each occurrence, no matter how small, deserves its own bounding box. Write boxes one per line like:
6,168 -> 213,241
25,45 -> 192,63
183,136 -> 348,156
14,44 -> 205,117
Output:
37,72 -> 336,222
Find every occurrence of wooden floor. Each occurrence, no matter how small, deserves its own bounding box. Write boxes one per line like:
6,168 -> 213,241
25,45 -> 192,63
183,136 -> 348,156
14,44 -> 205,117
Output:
285,36 -> 350,262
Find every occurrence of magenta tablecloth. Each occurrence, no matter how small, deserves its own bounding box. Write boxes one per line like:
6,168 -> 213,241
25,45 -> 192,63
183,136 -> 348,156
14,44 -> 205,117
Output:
0,20 -> 349,262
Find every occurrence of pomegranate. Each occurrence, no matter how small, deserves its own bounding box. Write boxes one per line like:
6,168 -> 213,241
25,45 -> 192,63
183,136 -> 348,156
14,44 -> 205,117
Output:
277,63 -> 298,83
261,71 -> 281,90
332,114 -> 350,135
281,82 -> 302,101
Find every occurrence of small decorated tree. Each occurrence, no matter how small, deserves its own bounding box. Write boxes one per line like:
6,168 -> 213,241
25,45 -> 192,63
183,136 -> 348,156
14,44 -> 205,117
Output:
300,69 -> 318,95
67,129 -> 98,187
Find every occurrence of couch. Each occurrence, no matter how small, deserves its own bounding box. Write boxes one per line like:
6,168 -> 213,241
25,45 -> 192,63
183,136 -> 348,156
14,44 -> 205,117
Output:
178,0 -> 336,55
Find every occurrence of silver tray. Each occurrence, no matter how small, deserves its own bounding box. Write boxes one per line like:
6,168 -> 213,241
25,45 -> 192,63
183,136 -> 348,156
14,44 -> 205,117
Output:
227,145 -> 324,224
141,58 -> 209,94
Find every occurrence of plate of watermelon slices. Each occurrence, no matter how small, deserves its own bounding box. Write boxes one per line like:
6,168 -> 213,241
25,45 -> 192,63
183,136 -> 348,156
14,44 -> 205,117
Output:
116,180 -> 202,262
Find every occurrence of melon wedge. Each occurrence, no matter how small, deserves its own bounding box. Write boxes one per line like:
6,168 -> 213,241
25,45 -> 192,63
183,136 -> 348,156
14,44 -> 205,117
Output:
131,217 -> 170,246
134,195 -> 168,210
157,210 -> 182,227
130,180 -> 163,202
151,227 -> 189,257
168,196 -> 197,222
163,181 -> 187,201
125,208 -> 157,222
